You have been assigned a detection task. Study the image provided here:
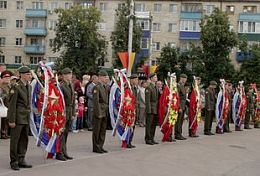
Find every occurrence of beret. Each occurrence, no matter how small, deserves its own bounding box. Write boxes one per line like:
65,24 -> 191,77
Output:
98,70 -> 108,76
61,67 -> 72,74
180,73 -> 187,78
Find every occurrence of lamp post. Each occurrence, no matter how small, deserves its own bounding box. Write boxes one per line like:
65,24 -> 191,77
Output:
127,0 -> 134,77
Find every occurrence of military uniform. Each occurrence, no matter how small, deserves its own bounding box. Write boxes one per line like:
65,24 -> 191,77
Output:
7,66 -> 32,170
204,81 -> 217,135
145,77 -> 159,145
92,70 -> 108,153
59,68 -> 75,160
174,81 -> 187,139
244,90 -> 254,129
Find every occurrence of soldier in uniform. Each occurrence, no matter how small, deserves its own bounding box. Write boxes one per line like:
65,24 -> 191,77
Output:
204,81 -> 217,135
128,73 -> 139,148
244,87 -> 254,129
57,68 -> 75,161
175,74 -> 188,140
7,66 -> 32,171
145,73 -> 159,145
92,70 -> 109,153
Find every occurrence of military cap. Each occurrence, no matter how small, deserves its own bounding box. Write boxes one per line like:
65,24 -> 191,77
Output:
18,66 -> 30,74
0,70 -> 12,78
196,77 -> 201,80
10,75 -> 19,80
61,67 -> 72,74
129,73 -> 138,79
149,73 -> 156,78
98,70 -> 108,76
210,80 -> 217,86
180,73 -> 187,78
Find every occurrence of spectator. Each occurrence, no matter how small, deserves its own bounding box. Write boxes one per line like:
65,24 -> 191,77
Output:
77,96 -> 86,132
138,80 -> 148,127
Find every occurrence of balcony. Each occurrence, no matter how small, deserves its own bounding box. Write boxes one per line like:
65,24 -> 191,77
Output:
238,33 -> 260,41
26,9 -> 47,18
179,31 -> 201,40
24,45 -> 45,54
180,12 -> 202,19
239,13 -> 260,22
25,28 -> 47,36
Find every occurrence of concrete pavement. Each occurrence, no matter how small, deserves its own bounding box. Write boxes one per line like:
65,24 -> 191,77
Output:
0,121 -> 259,176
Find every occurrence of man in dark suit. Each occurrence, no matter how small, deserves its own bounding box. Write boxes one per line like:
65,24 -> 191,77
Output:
175,74 -> 188,140
92,70 -> 108,153
8,66 -> 32,171
57,68 -> 75,161
145,73 -> 159,145
204,81 -> 217,135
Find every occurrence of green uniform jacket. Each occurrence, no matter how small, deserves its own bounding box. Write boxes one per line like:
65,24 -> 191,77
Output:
132,85 -> 139,113
205,87 -> 216,111
60,81 -> 75,120
93,82 -> 108,118
7,80 -> 31,124
178,82 -> 186,110
145,83 -> 158,114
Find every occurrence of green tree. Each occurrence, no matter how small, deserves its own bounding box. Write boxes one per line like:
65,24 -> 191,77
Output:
53,5 -> 107,76
238,44 -> 260,87
111,0 -> 142,69
200,8 -> 238,82
156,46 -> 180,80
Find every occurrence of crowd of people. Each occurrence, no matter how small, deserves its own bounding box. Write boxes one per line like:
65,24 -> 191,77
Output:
0,63 -> 259,171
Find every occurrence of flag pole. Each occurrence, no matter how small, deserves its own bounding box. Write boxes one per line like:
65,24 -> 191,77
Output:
127,0 -> 134,77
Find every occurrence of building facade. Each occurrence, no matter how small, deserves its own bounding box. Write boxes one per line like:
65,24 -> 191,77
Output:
0,0 -> 260,69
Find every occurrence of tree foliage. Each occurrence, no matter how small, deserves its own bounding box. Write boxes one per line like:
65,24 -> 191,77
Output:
111,0 -> 142,68
238,44 -> 260,87
53,5 -> 107,76
200,8 -> 238,82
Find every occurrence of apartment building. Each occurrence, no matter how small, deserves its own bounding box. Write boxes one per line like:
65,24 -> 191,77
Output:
1,0 -> 260,69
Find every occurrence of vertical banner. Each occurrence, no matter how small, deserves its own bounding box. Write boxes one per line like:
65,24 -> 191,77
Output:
117,52 -> 128,69
150,65 -> 158,74
129,52 -> 136,72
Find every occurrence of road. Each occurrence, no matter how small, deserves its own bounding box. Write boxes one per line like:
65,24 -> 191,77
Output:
0,122 -> 259,176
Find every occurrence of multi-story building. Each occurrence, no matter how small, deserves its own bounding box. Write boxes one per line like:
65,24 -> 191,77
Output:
0,0 -> 260,70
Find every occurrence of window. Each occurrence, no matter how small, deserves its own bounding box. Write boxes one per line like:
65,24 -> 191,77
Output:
0,1 -> 7,9
118,3 -> 125,10
141,38 -> 149,49
226,6 -> 235,14
49,39 -> 54,47
168,42 -> 176,48
27,19 -> 45,28
15,56 -> 22,64
152,42 -> 160,51
49,2 -> 58,10
181,3 -> 202,12
152,23 -> 161,32
169,4 -> 177,13
49,20 -> 57,30
16,38 -> 22,46
168,23 -> 177,32
81,2 -> 92,9
204,5 -> 214,14
98,22 -> 106,31
180,20 -> 200,31
0,55 -> 5,63
239,21 -> 257,33
154,4 -> 161,12
243,6 -> 257,13
48,57 -> 57,62
0,19 -> 6,28
65,2 -> 72,9
30,56 -> 42,65
16,1 -> 23,10
137,19 -> 149,30
32,2 -> 43,9
0,37 -> 5,46
135,3 -> 145,12
100,3 -> 107,11
16,20 -> 23,28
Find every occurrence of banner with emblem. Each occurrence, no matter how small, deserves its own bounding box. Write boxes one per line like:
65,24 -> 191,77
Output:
109,69 -> 135,148
251,84 -> 260,125
232,81 -> 247,129
215,79 -> 229,133
30,61 -> 66,157
158,72 -> 179,142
